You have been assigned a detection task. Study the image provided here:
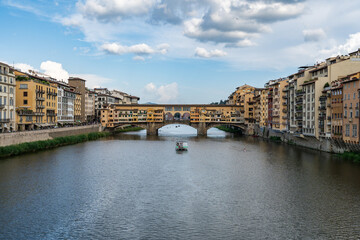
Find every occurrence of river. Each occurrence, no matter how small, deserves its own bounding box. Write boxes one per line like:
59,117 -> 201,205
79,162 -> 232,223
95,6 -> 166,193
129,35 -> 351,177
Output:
0,125 -> 360,239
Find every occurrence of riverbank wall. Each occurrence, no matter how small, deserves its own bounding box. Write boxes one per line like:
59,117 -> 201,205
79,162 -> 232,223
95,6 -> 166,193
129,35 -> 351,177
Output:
0,125 -> 102,147
254,126 -> 360,154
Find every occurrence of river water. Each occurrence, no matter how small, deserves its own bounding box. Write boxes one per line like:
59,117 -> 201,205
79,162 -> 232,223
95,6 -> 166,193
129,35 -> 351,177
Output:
0,125 -> 360,239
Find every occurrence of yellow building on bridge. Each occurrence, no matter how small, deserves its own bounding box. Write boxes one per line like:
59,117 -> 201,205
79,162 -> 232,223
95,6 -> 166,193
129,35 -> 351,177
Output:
101,104 -> 244,135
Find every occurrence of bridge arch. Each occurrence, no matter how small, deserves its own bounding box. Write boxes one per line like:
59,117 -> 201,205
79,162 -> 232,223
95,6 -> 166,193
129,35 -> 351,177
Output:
204,123 -> 245,134
165,112 -> 174,121
174,112 -> 181,120
182,112 -> 190,120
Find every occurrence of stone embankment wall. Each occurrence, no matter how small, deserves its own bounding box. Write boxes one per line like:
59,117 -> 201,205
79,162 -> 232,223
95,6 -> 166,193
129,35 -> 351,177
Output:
254,126 -> 360,154
0,125 -> 102,147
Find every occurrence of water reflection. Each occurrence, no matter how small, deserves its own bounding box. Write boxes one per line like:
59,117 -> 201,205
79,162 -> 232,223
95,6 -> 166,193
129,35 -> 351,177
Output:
0,125 -> 360,239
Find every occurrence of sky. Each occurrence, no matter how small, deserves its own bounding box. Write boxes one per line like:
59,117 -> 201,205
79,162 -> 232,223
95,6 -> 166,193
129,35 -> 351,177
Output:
1,0 -> 360,104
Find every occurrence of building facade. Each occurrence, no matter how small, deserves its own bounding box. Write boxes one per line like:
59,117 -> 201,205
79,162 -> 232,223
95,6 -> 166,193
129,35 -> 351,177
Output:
68,77 -> 86,122
331,81 -> 343,139
57,82 -> 76,124
85,89 -> 96,122
14,71 -> 57,130
0,62 -> 16,132
342,72 -> 360,143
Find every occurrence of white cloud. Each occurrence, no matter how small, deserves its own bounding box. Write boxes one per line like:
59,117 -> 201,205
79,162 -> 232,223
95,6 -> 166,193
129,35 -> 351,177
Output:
144,82 -> 178,103
195,47 -> 227,58
58,0 -> 306,49
133,56 -> 146,61
77,0 -> 157,21
12,59 -> 114,90
145,82 -> 157,93
40,61 -> 69,81
14,63 -> 37,73
303,28 -> 326,42
101,42 -> 170,58
157,43 -> 170,54
320,32 -> 360,57
101,43 -> 155,55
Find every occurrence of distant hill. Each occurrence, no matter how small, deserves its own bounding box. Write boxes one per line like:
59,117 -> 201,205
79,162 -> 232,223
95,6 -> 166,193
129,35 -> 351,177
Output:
143,102 -> 158,105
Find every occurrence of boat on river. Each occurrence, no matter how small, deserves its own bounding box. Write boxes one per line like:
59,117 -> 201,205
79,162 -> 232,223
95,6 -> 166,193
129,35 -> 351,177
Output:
176,141 -> 188,151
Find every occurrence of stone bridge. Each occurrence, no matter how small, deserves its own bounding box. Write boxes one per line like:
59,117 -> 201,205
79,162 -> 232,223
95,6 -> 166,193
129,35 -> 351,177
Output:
100,104 -> 245,136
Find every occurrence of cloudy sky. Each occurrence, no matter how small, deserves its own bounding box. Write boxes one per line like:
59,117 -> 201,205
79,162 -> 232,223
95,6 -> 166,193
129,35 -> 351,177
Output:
1,0 -> 360,103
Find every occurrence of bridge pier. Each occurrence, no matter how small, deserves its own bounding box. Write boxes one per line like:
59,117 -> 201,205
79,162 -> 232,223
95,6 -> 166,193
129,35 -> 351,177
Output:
197,122 -> 207,136
146,122 -> 159,136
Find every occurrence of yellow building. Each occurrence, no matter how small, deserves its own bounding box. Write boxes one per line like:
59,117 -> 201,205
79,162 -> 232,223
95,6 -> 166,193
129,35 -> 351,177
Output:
279,80 -> 289,131
74,92 -> 81,122
101,105 -> 242,128
14,71 -> 57,130
259,89 -> 268,127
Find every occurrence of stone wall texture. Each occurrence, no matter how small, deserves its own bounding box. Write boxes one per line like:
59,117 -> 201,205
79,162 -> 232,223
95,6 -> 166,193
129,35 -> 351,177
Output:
254,126 -> 360,154
0,125 -> 102,147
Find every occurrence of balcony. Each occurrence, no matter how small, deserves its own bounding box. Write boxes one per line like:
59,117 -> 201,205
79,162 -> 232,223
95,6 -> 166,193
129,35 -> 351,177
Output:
34,112 -> 45,116
36,89 -> 45,94
0,119 -> 10,123
296,90 -> 305,96
318,106 -> 326,111
47,92 -> 57,96
0,104 -> 5,109
36,105 -> 45,109
36,97 -> 45,101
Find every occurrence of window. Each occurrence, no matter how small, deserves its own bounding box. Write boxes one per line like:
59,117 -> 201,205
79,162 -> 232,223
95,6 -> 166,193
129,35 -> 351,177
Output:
354,93 -> 356,99
23,91 -> 28,97
4,97 -> 6,105
350,111 -> 353,118
23,100 -> 28,105
346,124 -> 350,136
19,84 -> 28,89
353,124 -> 357,137
10,111 -> 13,120
3,111 -> 6,119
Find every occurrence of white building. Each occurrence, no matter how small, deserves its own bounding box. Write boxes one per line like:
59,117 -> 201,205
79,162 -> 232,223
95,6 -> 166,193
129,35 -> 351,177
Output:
57,82 -> 76,124
85,89 -> 96,122
0,62 -> 16,132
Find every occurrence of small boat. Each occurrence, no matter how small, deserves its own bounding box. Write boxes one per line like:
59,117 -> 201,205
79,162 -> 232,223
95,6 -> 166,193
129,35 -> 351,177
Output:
176,141 -> 188,151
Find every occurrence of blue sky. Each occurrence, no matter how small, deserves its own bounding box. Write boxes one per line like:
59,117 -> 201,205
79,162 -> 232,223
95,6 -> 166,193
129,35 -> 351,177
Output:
1,0 -> 360,103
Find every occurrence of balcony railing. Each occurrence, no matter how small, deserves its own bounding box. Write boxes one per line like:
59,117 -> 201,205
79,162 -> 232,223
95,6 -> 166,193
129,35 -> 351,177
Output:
36,97 -> 45,101
36,105 -> 45,109
0,104 -> 5,109
0,118 -> 10,123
